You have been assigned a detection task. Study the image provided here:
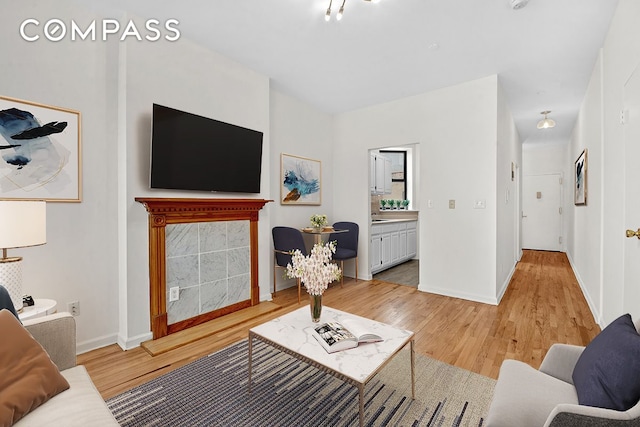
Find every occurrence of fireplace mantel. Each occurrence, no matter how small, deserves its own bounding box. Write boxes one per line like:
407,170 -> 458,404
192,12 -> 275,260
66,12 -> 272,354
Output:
135,197 -> 272,339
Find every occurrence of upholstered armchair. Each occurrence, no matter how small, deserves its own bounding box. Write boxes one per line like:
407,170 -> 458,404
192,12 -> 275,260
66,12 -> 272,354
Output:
486,316 -> 640,426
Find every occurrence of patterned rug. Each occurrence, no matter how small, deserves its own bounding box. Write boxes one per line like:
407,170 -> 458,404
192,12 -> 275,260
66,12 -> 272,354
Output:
107,339 -> 495,426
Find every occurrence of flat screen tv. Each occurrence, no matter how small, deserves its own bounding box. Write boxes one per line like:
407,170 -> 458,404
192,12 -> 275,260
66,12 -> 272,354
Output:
150,104 -> 263,193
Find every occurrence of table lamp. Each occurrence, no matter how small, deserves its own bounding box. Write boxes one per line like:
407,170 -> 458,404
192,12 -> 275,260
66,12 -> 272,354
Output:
0,200 -> 46,312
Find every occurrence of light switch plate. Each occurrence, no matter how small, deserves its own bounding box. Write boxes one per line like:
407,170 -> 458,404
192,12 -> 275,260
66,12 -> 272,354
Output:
449,200 -> 455,209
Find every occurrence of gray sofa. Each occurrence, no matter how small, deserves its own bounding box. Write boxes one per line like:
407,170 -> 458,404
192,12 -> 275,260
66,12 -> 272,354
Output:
486,319 -> 640,427
15,312 -> 118,426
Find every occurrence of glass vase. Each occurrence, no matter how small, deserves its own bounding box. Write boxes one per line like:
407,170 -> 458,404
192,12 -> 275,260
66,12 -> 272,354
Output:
309,294 -> 322,323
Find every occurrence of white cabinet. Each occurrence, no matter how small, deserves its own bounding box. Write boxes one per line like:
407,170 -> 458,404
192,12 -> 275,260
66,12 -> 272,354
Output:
370,229 -> 382,270
370,154 -> 392,195
407,222 -> 417,259
398,226 -> 407,260
369,154 -> 376,194
371,220 -> 417,274
383,157 -> 392,194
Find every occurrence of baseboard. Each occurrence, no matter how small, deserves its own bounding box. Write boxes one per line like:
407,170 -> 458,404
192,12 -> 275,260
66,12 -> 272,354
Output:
418,284 -> 498,306
76,332 -> 122,354
566,252 -> 603,328
496,262 -> 517,304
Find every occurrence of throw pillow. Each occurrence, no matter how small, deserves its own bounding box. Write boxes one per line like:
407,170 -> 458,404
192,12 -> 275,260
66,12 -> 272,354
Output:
0,309 -> 70,425
572,313 -> 640,411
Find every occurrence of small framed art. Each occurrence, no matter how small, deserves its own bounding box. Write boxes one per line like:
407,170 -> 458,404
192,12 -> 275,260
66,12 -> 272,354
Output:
574,149 -> 587,205
280,153 -> 321,205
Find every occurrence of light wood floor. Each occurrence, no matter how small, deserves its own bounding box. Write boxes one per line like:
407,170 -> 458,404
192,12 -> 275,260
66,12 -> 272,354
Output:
78,250 -> 600,400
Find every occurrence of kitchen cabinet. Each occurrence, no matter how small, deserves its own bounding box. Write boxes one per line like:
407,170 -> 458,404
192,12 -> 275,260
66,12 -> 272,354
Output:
407,222 -> 417,258
370,220 -> 417,274
370,153 -> 392,195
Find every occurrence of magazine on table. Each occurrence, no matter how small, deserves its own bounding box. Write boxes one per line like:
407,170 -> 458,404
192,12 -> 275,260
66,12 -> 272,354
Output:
311,318 -> 383,353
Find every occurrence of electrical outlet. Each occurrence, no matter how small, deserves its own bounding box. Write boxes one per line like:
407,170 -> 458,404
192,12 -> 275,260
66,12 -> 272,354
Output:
68,301 -> 80,316
169,286 -> 179,302
449,199 -> 456,209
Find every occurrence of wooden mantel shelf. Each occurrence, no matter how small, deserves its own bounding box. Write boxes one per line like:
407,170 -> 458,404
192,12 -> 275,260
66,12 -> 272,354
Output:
135,197 -> 272,339
135,197 -> 272,217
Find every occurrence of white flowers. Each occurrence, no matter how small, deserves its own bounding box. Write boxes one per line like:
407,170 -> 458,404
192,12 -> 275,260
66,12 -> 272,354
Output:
310,214 -> 328,228
286,241 -> 341,296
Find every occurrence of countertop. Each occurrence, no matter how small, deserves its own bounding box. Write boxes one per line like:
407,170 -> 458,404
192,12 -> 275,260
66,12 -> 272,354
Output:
370,218 -> 418,224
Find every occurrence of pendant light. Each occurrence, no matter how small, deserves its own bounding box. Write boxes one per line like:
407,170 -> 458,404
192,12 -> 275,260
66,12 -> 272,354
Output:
537,111 -> 556,129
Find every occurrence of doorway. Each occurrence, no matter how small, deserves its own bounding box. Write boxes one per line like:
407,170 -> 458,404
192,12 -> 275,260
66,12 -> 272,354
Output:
522,173 -> 563,251
623,63 -> 640,319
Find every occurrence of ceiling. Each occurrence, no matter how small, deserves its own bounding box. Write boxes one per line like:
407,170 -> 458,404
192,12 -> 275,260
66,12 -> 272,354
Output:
84,0 -> 619,146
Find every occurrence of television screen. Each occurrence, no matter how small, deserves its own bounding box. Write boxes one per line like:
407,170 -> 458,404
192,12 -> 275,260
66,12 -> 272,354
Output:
150,104 -> 263,193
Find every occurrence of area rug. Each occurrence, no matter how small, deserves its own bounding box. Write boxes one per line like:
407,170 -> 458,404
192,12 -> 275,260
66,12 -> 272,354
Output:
107,339 -> 495,426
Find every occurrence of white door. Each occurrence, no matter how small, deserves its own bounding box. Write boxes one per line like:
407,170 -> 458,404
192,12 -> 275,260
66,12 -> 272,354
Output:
623,64 -> 640,319
522,174 -> 562,251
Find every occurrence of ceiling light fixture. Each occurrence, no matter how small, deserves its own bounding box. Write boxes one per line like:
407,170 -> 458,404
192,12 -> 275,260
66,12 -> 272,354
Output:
325,0 -> 333,21
337,0 -> 346,20
537,110 -> 556,129
510,0 -> 529,10
325,0 -> 378,21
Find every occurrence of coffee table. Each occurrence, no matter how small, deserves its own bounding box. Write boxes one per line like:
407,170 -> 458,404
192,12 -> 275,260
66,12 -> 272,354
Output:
248,306 -> 415,426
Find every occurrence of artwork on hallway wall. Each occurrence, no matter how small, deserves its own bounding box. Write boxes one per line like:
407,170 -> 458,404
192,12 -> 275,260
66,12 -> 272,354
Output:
0,95 -> 81,202
280,153 -> 321,205
574,149 -> 587,205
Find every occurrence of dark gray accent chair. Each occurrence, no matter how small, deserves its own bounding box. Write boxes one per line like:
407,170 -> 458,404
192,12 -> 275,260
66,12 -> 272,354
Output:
272,226 -> 307,303
329,221 -> 359,287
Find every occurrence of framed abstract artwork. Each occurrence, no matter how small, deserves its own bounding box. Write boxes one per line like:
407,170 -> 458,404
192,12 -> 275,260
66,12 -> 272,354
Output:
280,153 -> 321,205
574,149 -> 587,205
0,95 -> 81,202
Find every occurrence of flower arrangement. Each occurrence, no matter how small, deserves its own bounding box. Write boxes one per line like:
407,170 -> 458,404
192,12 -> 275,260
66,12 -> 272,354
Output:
310,214 -> 328,229
286,241 -> 341,296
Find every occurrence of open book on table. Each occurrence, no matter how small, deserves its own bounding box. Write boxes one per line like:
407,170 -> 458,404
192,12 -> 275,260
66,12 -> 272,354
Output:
311,319 -> 383,353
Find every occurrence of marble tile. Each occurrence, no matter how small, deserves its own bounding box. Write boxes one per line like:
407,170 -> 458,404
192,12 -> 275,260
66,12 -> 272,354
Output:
201,279 -> 229,312
199,222 -> 227,253
165,218 -> 253,321
228,247 -> 250,277
227,220 -> 250,249
167,285 -> 200,324
166,223 -> 199,257
228,274 -> 251,305
200,251 -> 227,283
166,254 -> 199,290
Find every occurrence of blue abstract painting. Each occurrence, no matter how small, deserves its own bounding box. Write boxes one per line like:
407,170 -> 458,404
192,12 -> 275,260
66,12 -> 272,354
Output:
281,153 -> 321,205
0,96 -> 80,201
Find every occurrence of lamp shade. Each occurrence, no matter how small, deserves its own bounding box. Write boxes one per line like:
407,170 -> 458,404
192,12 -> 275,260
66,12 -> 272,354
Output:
0,201 -> 46,249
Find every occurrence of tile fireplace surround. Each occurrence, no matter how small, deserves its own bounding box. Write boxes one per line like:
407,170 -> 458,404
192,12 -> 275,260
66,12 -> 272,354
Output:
135,198 -> 271,339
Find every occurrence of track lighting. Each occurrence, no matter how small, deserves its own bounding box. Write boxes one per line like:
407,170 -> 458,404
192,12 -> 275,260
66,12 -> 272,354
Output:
537,111 -> 556,129
325,0 -> 378,21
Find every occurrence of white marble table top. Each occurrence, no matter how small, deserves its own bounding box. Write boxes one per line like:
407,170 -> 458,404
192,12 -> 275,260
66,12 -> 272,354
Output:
249,306 -> 414,384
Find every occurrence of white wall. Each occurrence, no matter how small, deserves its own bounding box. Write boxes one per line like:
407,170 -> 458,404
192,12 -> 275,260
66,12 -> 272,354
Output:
334,76 -> 509,304
269,90 -> 335,288
567,51 -> 604,324
599,0 -> 640,325
0,1 -> 119,351
566,0 -> 640,327
496,81 -> 522,301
